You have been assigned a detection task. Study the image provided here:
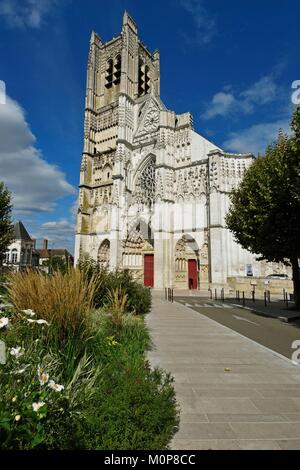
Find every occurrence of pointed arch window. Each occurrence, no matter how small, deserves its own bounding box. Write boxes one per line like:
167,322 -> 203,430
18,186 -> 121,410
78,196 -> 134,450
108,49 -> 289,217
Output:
134,158 -> 156,207
138,60 -> 150,97
105,59 -> 113,89
113,55 -> 122,85
98,239 -> 110,268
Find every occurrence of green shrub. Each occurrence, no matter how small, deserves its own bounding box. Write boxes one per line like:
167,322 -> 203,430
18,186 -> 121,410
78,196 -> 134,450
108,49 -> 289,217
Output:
75,314 -> 179,450
0,290 -> 178,449
0,312 -> 100,449
79,257 -> 152,315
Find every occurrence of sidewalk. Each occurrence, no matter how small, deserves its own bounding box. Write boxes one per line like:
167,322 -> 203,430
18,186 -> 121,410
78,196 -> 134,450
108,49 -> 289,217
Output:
147,294 -> 300,450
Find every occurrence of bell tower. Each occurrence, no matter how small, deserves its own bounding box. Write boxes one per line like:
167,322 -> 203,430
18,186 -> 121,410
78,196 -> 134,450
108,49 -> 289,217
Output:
74,12 -> 161,266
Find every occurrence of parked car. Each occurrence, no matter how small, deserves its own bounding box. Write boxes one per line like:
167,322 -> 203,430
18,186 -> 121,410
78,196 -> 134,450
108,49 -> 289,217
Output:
265,273 -> 289,280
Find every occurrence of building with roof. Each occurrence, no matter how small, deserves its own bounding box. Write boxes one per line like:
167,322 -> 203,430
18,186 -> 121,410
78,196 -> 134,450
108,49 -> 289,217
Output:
3,221 -> 39,270
74,12 -> 291,290
37,239 -> 74,267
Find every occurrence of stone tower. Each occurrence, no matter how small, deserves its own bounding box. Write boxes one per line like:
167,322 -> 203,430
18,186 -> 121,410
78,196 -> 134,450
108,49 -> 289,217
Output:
75,12 -> 268,290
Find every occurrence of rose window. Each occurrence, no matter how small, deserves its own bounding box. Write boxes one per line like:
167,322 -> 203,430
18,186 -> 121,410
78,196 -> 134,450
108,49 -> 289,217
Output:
134,159 -> 156,207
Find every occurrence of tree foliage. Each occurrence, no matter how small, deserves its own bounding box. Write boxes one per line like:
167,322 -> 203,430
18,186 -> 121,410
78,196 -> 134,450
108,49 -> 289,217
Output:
226,106 -> 300,307
0,182 -> 14,262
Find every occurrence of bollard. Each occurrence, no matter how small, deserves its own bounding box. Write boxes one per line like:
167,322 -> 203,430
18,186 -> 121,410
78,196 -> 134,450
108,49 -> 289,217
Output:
252,290 -> 255,303
165,288 -> 167,301
283,288 -> 286,302
264,291 -> 267,307
242,291 -> 245,307
215,288 -> 217,300
268,290 -> 271,303
171,288 -> 174,303
237,290 -> 240,302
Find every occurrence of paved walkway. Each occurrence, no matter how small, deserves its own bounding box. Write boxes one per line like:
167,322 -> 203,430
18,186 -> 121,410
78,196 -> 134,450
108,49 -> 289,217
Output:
147,294 -> 300,450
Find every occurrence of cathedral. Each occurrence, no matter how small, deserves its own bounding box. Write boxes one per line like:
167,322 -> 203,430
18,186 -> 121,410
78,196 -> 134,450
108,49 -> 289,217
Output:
74,12 -> 271,290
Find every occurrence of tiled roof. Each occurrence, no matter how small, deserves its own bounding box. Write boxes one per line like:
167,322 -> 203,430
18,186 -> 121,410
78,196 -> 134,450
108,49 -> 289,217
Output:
37,249 -> 73,259
13,221 -> 32,241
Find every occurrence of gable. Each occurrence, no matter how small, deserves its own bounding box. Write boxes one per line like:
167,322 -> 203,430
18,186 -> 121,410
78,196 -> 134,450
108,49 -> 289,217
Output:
133,97 -> 161,140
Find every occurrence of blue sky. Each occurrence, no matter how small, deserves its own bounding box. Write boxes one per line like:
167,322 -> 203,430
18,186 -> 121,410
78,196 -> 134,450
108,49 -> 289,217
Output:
0,0 -> 299,252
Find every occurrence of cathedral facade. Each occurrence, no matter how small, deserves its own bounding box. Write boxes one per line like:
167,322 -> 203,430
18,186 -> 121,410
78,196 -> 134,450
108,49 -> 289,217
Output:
74,12 -> 267,290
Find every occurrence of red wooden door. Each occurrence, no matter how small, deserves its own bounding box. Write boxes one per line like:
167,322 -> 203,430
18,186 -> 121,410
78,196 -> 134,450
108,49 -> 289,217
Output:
144,254 -> 154,287
188,259 -> 198,290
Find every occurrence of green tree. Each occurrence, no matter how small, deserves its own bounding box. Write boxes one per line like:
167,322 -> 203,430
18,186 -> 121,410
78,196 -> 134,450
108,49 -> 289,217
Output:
225,106 -> 300,309
0,182 -> 14,265
42,256 -> 67,273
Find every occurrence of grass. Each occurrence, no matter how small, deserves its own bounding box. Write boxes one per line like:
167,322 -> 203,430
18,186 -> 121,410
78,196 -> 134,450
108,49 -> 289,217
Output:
79,257 -> 152,315
7,268 -> 101,342
0,269 -> 179,449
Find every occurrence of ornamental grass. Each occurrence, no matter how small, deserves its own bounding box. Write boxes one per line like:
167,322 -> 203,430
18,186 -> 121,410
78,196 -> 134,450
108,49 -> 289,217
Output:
7,268 -> 101,341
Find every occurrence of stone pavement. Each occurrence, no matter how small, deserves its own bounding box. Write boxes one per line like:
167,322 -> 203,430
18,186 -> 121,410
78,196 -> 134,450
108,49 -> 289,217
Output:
147,293 -> 300,450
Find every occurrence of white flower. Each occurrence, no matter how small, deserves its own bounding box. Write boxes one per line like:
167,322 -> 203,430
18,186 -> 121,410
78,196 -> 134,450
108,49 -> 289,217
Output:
36,319 -> 49,325
0,317 -> 9,329
14,414 -> 21,422
37,367 -> 49,386
48,380 -> 64,392
13,364 -> 30,374
27,318 -> 49,326
10,347 -> 25,358
32,402 -> 45,412
22,309 -> 36,317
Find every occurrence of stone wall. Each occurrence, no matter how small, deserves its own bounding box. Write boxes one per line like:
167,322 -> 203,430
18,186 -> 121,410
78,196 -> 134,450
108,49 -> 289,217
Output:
227,276 -> 293,297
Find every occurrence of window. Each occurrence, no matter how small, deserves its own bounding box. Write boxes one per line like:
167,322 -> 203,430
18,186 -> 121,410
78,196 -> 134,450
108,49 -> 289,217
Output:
11,249 -> 18,264
105,59 -> 113,89
133,158 -> 156,207
138,60 -> 150,97
5,252 -> 9,263
98,239 -> 110,268
113,55 -> 121,85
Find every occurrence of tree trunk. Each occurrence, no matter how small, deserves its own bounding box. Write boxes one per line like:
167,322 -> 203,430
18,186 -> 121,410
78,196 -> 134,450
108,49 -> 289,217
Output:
291,256 -> 300,310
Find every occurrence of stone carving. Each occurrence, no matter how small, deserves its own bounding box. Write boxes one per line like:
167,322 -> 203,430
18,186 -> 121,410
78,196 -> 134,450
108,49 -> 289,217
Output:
134,98 -> 160,140
143,109 -> 159,132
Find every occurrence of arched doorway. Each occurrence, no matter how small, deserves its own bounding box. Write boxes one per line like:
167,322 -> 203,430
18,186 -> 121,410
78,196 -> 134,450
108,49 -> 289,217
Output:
98,239 -> 110,269
174,235 -> 199,290
122,223 -> 154,286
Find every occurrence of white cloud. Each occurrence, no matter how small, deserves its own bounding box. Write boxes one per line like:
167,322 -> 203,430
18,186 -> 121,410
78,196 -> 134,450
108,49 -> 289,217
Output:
180,0 -> 216,45
203,75 -> 278,120
0,0 -> 60,29
34,219 -> 75,252
0,96 -> 75,213
223,119 -> 290,155
40,219 -> 75,233
202,92 -> 235,120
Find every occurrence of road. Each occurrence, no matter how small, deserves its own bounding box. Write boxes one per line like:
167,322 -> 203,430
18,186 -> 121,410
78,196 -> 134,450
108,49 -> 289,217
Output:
175,296 -> 300,360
